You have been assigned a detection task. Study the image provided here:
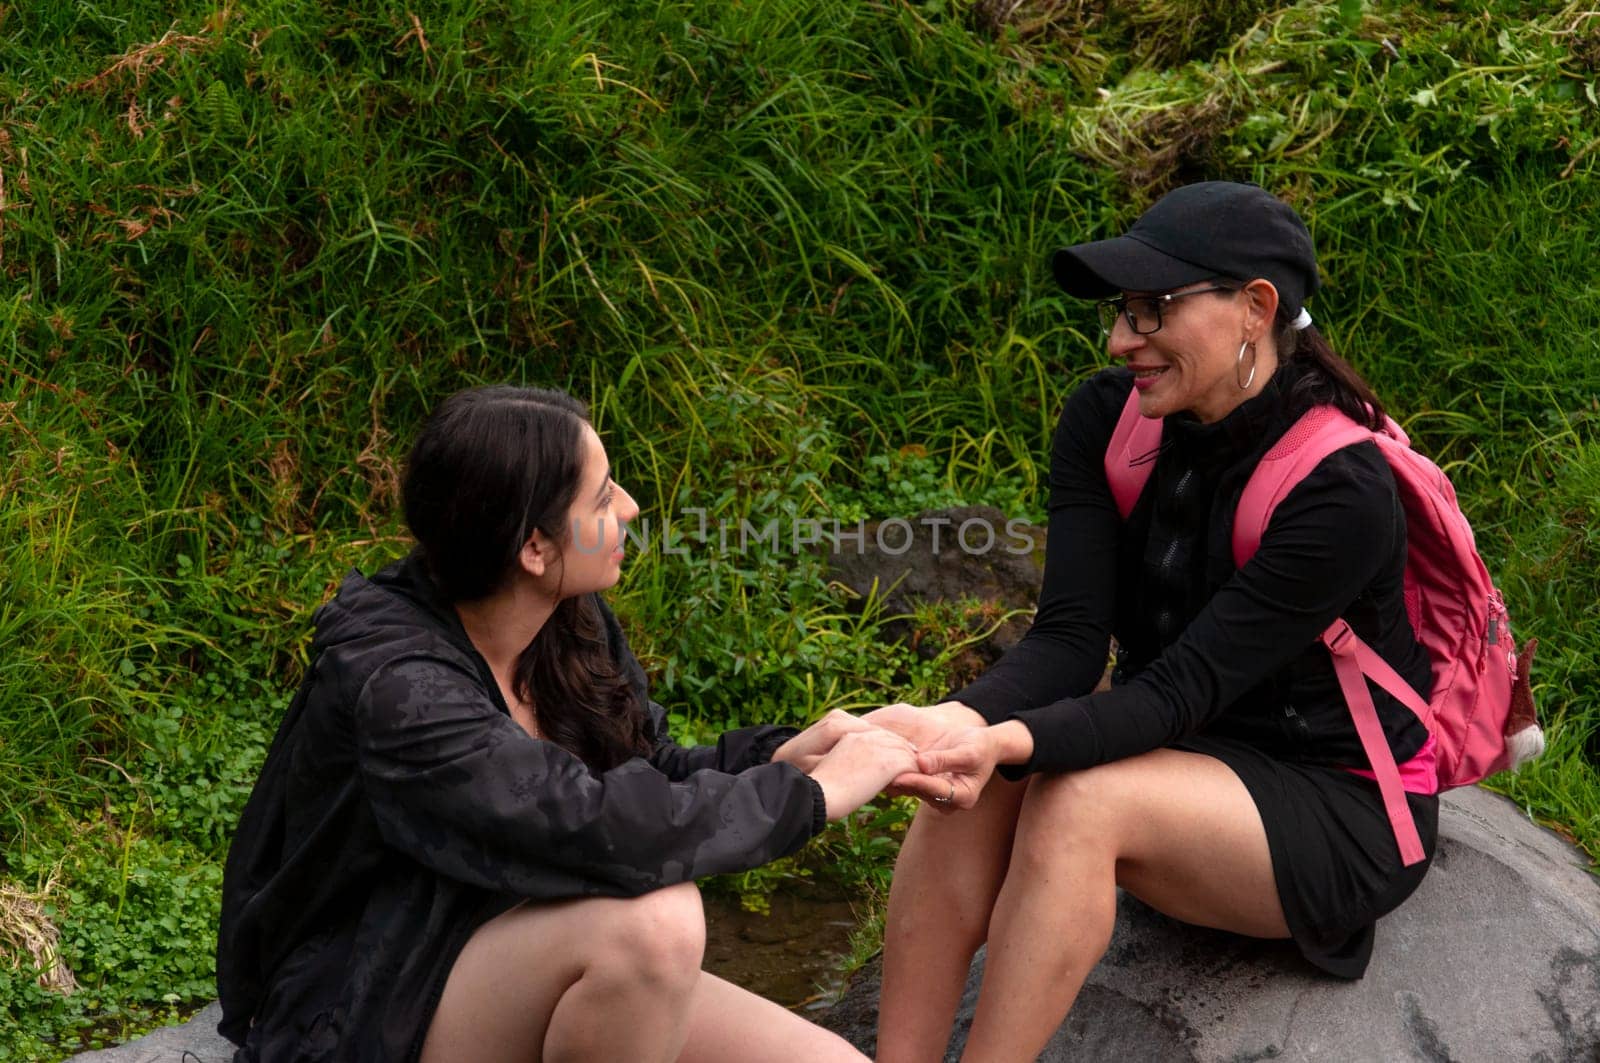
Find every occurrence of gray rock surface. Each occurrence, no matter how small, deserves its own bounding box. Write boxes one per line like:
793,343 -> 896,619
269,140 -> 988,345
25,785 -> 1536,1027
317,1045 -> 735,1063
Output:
66,1001 -> 231,1062
818,785 -> 1600,1062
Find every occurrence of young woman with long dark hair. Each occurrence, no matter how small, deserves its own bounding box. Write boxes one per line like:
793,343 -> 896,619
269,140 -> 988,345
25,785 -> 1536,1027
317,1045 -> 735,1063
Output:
218,385 -> 920,1063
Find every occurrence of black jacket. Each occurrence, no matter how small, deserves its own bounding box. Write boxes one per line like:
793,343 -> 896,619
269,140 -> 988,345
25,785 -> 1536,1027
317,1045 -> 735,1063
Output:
954,364 -> 1434,774
217,552 -> 825,1062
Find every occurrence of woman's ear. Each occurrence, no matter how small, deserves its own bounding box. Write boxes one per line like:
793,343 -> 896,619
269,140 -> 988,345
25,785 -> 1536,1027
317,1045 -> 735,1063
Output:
1242,279 -> 1281,339
518,530 -> 553,578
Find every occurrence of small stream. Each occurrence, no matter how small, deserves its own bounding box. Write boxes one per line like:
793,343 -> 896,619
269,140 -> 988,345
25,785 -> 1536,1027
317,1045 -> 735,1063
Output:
701,888 -> 865,1011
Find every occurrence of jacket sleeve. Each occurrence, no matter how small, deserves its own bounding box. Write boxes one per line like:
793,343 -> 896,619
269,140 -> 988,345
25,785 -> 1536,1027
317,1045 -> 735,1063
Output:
1000,442 -> 1404,775
353,653 -> 826,898
644,706 -> 801,780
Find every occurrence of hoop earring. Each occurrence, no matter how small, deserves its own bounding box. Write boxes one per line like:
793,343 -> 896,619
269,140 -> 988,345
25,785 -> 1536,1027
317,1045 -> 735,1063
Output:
1236,339 -> 1258,390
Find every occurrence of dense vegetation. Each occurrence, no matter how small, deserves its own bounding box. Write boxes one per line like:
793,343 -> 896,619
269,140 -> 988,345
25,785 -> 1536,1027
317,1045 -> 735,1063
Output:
4,0 -> 1598,1054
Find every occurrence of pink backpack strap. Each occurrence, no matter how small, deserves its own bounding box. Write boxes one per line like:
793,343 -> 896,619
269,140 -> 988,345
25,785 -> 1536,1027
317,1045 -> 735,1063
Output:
1232,407 -> 1432,868
1325,619 -> 1430,866
1231,406 -> 1373,566
1104,388 -> 1163,519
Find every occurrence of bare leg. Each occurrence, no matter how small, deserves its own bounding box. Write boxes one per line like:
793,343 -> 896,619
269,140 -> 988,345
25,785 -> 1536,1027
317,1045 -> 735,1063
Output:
960,750 -> 1288,1062
876,776 -> 1029,1063
420,881 -> 706,1063
674,971 -> 867,1062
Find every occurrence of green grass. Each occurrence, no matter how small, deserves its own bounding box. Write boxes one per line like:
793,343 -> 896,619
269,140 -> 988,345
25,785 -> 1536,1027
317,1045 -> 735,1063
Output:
3,0 -> 1599,1055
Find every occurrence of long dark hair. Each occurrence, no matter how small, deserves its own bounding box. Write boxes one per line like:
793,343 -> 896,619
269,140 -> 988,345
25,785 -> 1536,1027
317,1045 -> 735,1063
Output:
401,385 -> 650,771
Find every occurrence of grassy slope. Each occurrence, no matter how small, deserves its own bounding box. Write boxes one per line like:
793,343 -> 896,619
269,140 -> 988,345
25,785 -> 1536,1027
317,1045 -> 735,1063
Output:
2,0 -> 1598,1053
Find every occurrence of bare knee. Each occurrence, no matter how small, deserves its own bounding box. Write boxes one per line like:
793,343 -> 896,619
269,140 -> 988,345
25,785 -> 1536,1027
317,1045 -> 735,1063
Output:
1009,768 -> 1126,870
596,881 -> 705,991
1027,768 -> 1122,830
1010,751 -> 1264,892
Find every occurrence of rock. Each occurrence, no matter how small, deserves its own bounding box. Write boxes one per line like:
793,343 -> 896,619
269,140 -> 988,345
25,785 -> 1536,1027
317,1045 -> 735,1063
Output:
66,1001 -> 233,1062
817,786 -> 1600,1061
825,505 -> 1046,681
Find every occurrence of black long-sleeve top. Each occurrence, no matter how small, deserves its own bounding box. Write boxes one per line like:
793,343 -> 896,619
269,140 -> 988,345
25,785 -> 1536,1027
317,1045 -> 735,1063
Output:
952,364 -> 1433,776
217,551 -> 825,1063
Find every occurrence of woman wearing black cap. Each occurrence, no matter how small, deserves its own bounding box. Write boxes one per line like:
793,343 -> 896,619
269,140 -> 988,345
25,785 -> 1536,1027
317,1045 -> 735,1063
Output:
868,182 -> 1439,1061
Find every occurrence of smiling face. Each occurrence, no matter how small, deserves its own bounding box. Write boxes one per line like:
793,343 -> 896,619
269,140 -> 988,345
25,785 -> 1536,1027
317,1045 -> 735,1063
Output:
1107,279 -> 1279,423
539,423 -> 640,598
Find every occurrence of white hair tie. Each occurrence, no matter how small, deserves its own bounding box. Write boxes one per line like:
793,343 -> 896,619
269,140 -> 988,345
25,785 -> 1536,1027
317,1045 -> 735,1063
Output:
1292,307 -> 1314,330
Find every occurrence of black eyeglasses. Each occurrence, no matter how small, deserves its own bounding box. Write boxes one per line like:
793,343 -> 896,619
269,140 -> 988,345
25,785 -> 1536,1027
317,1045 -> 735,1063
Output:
1095,284 -> 1238,336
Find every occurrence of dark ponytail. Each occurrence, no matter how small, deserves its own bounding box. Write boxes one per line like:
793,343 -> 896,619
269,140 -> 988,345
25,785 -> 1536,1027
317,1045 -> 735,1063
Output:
1274,317 -> 1387,430
402,386 -> 651,771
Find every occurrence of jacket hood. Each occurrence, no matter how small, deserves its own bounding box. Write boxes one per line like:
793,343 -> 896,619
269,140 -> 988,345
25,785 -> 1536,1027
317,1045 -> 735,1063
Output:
310,549 -> 467,659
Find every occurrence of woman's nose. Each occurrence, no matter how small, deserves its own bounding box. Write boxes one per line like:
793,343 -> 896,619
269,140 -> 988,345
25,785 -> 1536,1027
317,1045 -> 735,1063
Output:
618,486 -> 641,522
1105,315 -> 1142,360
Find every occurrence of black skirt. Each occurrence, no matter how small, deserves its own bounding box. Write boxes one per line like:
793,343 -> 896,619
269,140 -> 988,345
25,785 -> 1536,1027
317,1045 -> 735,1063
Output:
1173,734 -> 1439,979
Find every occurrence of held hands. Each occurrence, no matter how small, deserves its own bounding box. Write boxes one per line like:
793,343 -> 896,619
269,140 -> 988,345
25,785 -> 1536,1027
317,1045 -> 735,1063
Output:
805,728 -> 923,822
910,719 -> 1033,810
862,701 -> 989,807
861,701 -> 986,754
769,709 -> 879,774
773,703 -> 1018,817
908,726 -> 1001,810
773,709 -> 940,820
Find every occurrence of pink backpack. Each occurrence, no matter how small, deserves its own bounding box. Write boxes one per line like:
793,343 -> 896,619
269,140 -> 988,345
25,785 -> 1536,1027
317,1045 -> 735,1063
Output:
1105,391 -> 1542,867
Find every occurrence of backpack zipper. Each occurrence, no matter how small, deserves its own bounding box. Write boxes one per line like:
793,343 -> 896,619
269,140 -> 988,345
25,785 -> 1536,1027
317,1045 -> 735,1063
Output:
1487,589 -> 1507,645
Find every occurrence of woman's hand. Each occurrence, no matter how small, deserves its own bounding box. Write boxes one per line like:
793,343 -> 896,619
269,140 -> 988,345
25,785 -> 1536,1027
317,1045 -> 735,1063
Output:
911,727 -> 998,810
911,720 -> 1033,811
769,709 -> 877,773
861,702 -> 987,804
861,701 -> 985,750
806,729 -> 923,822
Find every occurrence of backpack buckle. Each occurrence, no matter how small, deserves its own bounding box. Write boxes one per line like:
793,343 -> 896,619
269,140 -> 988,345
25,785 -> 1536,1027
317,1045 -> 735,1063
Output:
1324,618 -> 1356,654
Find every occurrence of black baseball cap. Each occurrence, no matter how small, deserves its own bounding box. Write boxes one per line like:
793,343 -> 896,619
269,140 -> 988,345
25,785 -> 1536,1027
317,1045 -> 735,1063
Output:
1051,182 -> 1319,318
